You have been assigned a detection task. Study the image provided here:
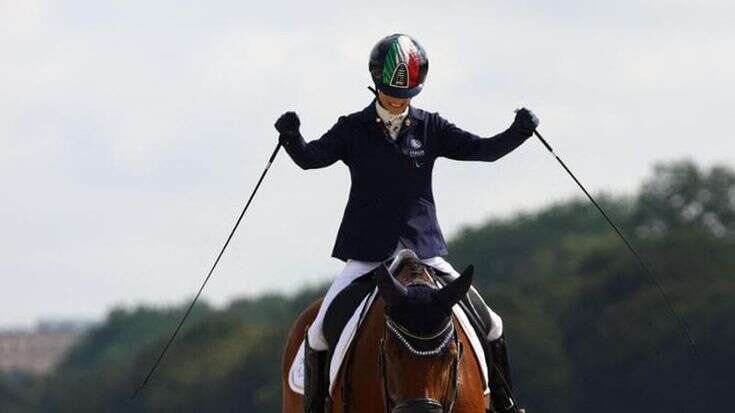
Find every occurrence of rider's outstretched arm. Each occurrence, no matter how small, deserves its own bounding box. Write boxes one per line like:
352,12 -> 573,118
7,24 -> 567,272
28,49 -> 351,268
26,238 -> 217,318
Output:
275,112 -> 349,170
435,108 -> 538,162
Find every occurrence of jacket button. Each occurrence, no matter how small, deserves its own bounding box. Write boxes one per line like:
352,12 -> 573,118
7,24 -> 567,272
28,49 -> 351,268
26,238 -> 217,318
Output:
404,119 -> 411,126
375,118 -> 381,123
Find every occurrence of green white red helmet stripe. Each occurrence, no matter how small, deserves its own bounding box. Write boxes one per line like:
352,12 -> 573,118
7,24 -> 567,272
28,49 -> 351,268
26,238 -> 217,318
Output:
382,35 -> 421,89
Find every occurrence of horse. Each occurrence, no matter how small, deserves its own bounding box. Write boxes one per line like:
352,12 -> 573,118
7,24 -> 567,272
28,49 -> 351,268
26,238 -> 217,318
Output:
281,254 -> 492,413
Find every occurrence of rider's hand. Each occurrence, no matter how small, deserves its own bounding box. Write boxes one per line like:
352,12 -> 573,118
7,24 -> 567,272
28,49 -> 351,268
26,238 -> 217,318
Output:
511,107 -> 539,138
275,111 -> 301,142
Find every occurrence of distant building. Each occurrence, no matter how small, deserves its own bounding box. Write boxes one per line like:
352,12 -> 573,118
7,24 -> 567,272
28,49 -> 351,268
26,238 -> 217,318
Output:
0,322 -> 87,376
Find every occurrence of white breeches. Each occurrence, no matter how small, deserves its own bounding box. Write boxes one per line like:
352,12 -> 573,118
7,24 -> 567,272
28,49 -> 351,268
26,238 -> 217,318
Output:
307,250 -> 503,351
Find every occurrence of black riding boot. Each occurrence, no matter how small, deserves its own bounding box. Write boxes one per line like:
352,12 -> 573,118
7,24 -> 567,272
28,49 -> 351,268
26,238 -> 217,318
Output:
304,333 -> 328,413
488,335 -> 517,413
465,291 -> 517,412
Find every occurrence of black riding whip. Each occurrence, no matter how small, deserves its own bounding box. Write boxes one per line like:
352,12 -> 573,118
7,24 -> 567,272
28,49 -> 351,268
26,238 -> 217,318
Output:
533,129 -> 701,361
130,142 -> 283,400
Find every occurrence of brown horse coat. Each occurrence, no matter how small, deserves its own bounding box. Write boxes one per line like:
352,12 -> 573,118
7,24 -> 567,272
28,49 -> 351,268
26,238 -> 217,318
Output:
281,297 -> 487,412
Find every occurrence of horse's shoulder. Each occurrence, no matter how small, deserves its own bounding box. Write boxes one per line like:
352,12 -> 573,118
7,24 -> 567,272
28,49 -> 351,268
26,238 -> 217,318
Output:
281,298 -> 323,377
288,298 -> 322,339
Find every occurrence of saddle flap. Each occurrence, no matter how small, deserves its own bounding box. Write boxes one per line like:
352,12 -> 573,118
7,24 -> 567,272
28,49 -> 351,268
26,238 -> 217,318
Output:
288,288 -> 379,396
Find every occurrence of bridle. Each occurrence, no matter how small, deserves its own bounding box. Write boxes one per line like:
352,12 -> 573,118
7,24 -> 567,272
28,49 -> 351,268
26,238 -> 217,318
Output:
379,314 -> 462,413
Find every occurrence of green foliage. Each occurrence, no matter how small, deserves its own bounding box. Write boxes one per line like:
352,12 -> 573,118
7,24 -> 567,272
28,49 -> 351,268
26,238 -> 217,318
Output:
449,195 -> 634,289
0,372 -> 41,413
633,159 -> 735,238
41,304 -> 211,412
130,318 -> 284,412
21,160 -> 734,412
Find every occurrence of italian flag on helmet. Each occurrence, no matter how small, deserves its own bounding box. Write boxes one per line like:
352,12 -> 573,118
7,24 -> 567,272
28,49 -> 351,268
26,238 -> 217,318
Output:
369,34 -> 429,98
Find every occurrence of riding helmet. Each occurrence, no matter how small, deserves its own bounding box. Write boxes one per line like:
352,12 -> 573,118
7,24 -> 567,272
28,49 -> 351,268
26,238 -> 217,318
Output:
369,34 -> 429,98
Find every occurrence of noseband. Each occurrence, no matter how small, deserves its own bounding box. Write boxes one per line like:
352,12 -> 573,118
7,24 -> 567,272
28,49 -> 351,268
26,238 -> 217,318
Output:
379,315 -> 462,413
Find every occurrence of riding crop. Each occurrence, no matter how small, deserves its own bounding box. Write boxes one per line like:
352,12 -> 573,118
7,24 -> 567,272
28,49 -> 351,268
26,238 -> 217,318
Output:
130,142 -> 283,400
533,129 -> 701,361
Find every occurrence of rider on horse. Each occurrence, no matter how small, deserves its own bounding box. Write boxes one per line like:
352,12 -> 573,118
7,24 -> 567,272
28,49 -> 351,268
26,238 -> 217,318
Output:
275,34 -> 538,413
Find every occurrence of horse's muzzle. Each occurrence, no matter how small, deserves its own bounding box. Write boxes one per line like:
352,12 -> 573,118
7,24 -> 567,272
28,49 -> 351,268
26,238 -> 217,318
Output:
392,398 -> 444,413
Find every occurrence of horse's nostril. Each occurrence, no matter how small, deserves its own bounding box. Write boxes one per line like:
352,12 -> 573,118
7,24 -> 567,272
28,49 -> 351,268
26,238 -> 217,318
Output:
392,398 -> 444,413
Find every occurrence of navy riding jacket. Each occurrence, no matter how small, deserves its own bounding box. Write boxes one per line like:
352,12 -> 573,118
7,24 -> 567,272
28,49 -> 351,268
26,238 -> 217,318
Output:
281,100 -> 530,262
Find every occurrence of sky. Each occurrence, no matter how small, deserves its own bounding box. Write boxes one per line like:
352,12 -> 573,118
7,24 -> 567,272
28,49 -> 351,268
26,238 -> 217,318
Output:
1,0 -> 734,328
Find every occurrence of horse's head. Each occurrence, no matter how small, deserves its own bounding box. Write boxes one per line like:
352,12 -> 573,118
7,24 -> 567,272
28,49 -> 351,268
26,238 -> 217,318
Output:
374,255 -> 473,413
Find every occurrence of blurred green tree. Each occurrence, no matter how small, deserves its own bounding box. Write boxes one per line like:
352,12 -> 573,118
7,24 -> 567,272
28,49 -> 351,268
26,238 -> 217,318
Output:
634,160 -> 735,238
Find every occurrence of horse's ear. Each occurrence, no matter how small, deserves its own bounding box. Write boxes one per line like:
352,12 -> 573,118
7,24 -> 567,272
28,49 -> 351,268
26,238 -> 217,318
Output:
374,264 -> 408,306
436,265 -> 474,309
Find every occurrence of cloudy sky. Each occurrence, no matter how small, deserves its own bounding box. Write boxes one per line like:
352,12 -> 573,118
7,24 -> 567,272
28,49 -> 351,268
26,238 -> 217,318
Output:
2,0 -> 733,328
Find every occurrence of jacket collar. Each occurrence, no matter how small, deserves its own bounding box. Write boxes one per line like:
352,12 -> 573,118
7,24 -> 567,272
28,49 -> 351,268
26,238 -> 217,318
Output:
359,99 -> 426,124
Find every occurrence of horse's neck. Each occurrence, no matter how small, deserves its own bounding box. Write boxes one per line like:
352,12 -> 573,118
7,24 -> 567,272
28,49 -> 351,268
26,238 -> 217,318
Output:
332,299 -> 387,412
349,297 -> 386,372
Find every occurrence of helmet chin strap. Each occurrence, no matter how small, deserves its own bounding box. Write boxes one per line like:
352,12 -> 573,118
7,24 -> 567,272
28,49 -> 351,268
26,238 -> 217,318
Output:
367,85 -> 378,96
